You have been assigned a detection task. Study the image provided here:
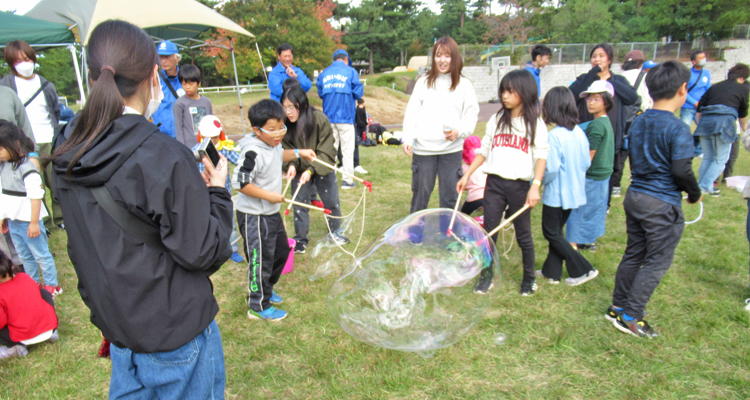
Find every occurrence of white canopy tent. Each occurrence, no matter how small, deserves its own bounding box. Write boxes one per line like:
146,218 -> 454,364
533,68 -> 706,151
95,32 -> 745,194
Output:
26,0 -> 265,133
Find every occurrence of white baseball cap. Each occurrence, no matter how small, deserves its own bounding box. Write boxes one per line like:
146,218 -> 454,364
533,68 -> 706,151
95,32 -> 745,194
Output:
198,115 -> 223,137
580,80 -> 615,98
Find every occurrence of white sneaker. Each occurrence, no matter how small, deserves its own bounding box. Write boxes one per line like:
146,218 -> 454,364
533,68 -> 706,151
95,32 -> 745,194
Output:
354,166 -> 368,174
535,269 -> 560,284
745,299 -> 750,312
564,269 -> 599,286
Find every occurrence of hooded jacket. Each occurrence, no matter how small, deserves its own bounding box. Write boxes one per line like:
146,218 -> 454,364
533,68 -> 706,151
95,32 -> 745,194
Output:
317,60 -> 364,124
51,114 -> 232,353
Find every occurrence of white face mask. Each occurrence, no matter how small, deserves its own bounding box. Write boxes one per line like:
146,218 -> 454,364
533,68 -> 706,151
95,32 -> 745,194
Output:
698,59 -> 707,67
15,61 -> 35,78
144,73 -> 164,120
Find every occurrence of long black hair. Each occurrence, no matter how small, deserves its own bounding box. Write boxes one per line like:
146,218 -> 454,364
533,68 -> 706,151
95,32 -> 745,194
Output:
542,87 -> 578,130
0,250 -> 16,279
48,20 -> 158,176
0,120 -> 34,169
281,85 -> 316,146
496,69 -> 540,145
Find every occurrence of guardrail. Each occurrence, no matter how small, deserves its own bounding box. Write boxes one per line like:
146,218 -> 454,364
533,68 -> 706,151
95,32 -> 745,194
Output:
198,84 -> 269,94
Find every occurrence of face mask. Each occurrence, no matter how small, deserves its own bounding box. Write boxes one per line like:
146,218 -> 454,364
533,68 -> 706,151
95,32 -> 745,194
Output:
144,73 -> 164,120
14,61 -> 35,78
698,59 -> 707,67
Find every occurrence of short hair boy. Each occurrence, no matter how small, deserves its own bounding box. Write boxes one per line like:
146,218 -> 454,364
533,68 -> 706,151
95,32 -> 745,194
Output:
173,64 -> 212,148
606,60 -> 702,338
233,100 -> 315,320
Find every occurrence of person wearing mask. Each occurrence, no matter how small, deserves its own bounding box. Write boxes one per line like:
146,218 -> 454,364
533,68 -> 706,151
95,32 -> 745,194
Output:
49,20 -> 232,397
0,40 -> 62,230
151,40 -> 185,138
268,43 -> 312,102
681,50 -> 712,157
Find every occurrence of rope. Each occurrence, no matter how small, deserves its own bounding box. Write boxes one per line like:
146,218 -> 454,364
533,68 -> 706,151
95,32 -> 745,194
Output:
683,199 -> 704,225
323,185 -> 368,258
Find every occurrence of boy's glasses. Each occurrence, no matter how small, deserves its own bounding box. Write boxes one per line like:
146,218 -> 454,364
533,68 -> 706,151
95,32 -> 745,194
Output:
258,125 -> 288,137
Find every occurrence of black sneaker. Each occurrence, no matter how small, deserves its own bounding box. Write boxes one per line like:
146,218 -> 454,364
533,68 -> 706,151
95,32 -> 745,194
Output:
605,306 -> 623,322
294,242 -> 306,254
473,270 -> 494,294
520,279 -> 537,296
578,243 -> 597,251
613,315 -> 658,338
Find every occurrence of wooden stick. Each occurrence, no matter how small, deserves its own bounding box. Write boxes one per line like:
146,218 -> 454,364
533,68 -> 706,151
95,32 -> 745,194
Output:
281,178 -> 292,198
285,182 -> 304,215
486,204 -> 530,238
285,199 -> 331,214
311,157 -> 373,191
446,191 -> 464,236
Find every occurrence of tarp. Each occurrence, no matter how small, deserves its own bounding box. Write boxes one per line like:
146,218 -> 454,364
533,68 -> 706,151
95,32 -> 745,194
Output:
0,12 -> 75,45
26,0 -> 254,45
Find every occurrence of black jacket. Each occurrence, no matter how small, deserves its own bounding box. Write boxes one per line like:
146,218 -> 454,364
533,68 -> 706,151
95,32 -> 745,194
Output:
569,66 -> 639,152
51,114 -> 232,353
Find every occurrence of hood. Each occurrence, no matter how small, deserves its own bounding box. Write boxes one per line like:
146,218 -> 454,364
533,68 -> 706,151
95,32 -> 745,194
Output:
53,114 -> 159,187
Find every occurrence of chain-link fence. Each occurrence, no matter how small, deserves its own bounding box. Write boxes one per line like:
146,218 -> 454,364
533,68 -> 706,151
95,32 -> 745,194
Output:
734,25 -> 750,39
459,41 -> 730,67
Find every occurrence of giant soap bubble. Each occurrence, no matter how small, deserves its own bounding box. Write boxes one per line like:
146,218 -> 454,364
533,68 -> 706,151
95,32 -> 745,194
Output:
328,209 -> 501,354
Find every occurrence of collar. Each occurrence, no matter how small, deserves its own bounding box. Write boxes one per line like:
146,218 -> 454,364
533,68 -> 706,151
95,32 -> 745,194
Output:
123,106 -> 141,115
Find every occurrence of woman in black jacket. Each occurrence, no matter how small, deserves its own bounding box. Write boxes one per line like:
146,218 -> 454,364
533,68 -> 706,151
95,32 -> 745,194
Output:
49,20 -> 232,399
569,43 -> 639,204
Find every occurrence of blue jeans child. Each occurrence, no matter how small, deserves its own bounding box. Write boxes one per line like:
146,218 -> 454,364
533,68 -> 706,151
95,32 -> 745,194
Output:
7,219 -> 58,287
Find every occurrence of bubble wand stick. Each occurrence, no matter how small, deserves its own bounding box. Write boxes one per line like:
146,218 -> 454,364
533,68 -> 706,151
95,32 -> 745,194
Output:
311,157 -> 373,192
446,191 -> 464,236
285,182 -> 304,216
285,198 -> 332,214
281,178 -> 292,198
486,204 -> 530,238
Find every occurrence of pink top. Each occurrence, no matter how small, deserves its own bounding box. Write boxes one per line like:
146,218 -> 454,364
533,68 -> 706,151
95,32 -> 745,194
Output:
463,164 -> 487,202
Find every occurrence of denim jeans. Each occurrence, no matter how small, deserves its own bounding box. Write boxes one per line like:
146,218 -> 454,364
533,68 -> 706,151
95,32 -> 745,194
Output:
698,134 -> 732,192
680,107 -> 702,156
109,319 -> 225,400
7,219 -> 58,287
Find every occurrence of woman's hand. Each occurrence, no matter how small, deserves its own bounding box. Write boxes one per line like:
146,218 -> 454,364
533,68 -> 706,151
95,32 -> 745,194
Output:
27,222 -> 40,238
298,149 -> 316,161
201,154 -> 229,188
287,165 -> 297,181
403,144 -> 413,156
299,170 -> 312,185
444,128 -> 459,142
526,185 -> 541,208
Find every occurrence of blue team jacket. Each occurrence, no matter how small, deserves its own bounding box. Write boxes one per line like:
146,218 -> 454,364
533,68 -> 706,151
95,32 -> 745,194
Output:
682,67 -> 711,109
524,61 -> 541,97
268,63 -> 312,102
317,61 -> 364,124
152,68 -> 184,138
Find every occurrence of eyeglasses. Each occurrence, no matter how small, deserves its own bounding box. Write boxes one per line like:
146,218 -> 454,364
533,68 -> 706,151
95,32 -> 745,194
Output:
585,96 -> 603,103
283,105 -> 297,112
258,125 -> 288,137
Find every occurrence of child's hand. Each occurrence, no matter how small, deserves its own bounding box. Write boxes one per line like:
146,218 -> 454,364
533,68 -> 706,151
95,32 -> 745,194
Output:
299,170 -> 312,185
456,176 -> 468,194
0,219 -> 8,234
526,185 -> 541,208
268,192 -> 285,204
286,165 -> 297,181
27,222 -> 41,238
201,154 -> 229,188
298,149 -> 316,161
403,144 -> 413,156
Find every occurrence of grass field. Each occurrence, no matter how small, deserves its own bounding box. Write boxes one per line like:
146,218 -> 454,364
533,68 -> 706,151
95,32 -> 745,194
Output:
3,113 -> 750,398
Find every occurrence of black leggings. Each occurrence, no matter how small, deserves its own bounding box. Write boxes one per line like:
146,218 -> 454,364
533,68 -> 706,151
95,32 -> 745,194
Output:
460,199 -> 484,215
0,288 -> 55,347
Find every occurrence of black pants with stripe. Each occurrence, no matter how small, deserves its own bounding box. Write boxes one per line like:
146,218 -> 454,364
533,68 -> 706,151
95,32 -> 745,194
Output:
237,211 -> 288,312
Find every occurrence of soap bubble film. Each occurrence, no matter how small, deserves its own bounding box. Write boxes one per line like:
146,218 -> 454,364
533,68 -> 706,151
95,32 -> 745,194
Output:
328,209 -> 501,353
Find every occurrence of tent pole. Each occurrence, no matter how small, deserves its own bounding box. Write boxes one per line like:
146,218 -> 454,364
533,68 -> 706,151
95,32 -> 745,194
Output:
69,45 -> 86,106
230,40 -> 246,135
255,41 -> 268,82
82,48 -> 90,97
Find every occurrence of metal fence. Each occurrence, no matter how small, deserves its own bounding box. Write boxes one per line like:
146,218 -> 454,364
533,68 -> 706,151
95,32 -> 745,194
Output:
735,25 -> 750,40
459,41 -> 729,67
198,84 -> 268,94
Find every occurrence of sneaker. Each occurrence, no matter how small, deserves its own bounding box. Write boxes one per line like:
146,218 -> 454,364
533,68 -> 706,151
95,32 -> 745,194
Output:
328,232 -> 350,245
98,338 -> 111,358
605,305 -> 624,322
49,330 -> 60,343
564,269 -> 599,286
520,279 -> 538,296
702,189 -> 721,197
270,291 -> 283,304
311,200 -> 325,208
230,252 -> 245,263
44,285 -> 63,298
535,270 -> 560,285
578,243 -> 597,251
613,315 -> 658,338
473,273 -> 494,294
354,166 -> 369,174
341,181 -> 356,190
745,299 -> 750,312
294,242 -> 306,254
612,186 -> 621,197
0,345 -> 27,359
247,307 -> 287,321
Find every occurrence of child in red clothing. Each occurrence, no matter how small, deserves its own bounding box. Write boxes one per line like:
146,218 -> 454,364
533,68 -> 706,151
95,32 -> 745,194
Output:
0,251 -> 58,359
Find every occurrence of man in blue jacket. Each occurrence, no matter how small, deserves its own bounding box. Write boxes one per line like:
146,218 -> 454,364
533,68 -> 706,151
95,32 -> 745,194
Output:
524,45 -> 551,98
268,44 -> 312,102
152,40 -> 185,138
317,49 -> 364,189
680,50 -> 711,156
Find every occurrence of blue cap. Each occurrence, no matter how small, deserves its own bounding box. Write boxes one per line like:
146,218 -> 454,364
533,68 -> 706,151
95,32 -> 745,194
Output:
333,49 -> 352,66
157,40 -> 179,56
643,60 -> 658,69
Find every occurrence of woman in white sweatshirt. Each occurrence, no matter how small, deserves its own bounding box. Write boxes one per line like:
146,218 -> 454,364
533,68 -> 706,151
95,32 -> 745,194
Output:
402,37 -> 479,215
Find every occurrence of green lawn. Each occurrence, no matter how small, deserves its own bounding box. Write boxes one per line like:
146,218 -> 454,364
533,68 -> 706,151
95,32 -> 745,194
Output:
3,125 -> 750,399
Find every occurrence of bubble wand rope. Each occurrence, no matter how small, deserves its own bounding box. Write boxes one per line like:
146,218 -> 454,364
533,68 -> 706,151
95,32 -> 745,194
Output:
682,197 -> 703,225
285,182 -> 304,216
324,185 -> 368,258
446,191 -> 464,236
311,158 -> 373,192
486,204 -> 530,238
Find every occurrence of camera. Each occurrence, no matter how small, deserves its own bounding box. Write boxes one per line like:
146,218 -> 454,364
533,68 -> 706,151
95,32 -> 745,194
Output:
193,139 -> 221,169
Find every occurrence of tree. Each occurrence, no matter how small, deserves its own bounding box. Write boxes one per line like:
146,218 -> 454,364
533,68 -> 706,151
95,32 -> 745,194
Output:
550,0 -> 624,43
434,0 -> 487,44
640,0 -> 750,41
37,47 -> 79,101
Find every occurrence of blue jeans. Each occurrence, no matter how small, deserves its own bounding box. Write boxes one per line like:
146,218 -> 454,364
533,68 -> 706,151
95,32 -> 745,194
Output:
698,134 -> 732,192
680,107 -> 702,156
109,320 -> 225,400
7,219 -> 58,287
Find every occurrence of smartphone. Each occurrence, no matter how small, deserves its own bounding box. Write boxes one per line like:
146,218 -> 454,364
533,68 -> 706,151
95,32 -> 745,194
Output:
197,139 -> 221,169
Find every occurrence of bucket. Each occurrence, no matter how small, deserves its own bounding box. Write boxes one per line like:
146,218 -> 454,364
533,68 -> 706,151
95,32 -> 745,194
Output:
282,238 -> 296,274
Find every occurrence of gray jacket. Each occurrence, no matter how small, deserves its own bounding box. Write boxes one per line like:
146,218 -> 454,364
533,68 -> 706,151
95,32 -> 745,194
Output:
232,135 -> 283,216
0,74 -> 61,132
0,85 -> 35,146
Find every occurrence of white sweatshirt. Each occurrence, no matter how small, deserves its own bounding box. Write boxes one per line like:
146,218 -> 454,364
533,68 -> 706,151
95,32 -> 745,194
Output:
478,113 -> 549,181
402,74 -> 479,155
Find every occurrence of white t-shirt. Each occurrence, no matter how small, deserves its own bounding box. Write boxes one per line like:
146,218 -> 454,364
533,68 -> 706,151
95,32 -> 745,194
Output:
15,75 -> 54,144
